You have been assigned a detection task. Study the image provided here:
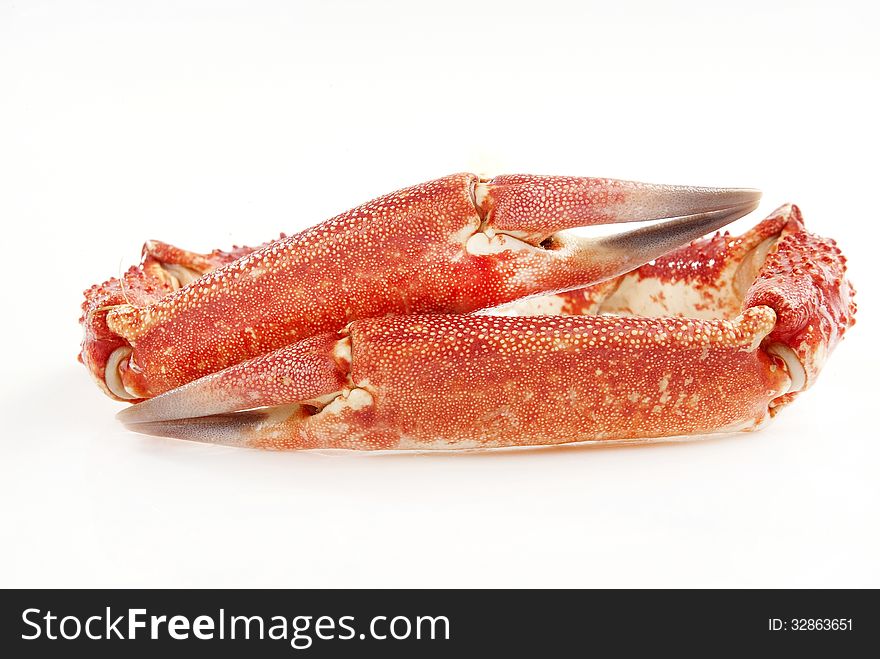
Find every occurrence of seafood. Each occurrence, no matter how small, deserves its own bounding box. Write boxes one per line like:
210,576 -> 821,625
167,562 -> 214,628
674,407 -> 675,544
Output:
79,175 -> 855,449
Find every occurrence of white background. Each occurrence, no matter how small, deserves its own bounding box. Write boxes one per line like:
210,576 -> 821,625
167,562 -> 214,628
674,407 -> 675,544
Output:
1,1 -> 877,587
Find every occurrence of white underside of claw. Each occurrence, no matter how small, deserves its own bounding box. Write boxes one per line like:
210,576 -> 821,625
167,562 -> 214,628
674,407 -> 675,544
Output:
599,276 -> 736,320
154,263 -> 202,290
105,346 -> 138,400
483,294 -> 570,316
733,237 -> 778,299
321,387 -> 374,414
332,335 -> 353,366
766,343 -> 807,394
473,181 -> 491,210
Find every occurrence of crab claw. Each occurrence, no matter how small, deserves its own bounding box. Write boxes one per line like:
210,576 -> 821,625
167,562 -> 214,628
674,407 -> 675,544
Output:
468,175 -> 761,297
118,310 -> 787,450
85,173 -> 759,401
474,174 -> 760,243
116,330 -> 361,448
117,332 -> 351,426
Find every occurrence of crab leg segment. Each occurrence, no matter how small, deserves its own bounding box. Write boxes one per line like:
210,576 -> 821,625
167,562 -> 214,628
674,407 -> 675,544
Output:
79,238 -> 272,400
82,173 -> 759,401
743,208 -> 855,407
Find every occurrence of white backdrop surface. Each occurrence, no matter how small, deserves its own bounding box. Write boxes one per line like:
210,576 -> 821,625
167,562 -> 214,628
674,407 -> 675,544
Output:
0,0 -> 877,587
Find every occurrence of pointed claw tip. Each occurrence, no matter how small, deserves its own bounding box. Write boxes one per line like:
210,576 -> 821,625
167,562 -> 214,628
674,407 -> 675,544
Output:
738,188 -> 762,204
116,398 -> 163,425
118,411 -> 266,448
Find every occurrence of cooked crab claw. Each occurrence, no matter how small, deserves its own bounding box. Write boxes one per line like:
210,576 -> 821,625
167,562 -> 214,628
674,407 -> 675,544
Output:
117,204 -> 855,451
116,332 -> 350,426
466,175 -> 761,296
82,173 -> 759,402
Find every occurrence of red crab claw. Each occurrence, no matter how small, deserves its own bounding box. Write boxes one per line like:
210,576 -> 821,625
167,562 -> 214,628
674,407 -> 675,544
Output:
114,309 -> 788,450
82,173 -> 760,402
117,205 -> 854,450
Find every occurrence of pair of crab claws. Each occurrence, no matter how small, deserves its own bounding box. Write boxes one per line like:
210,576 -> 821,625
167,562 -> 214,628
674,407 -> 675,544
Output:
116,178 -> 762,436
